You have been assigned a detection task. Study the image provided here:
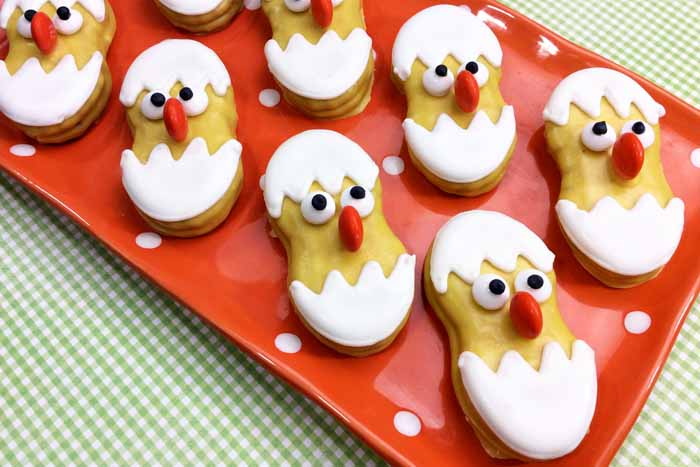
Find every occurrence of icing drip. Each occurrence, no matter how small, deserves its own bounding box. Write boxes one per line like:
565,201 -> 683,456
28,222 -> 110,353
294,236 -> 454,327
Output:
263,130 -> 379,219
264,28 -> 372,100
556,194 -> 684,276
290,254 -> 416,347
392,5 -> 502,81
0,52 -> 103,126
158,0 -> 223,15
459,340 -> 597,460
543,68 -> 666,126
0,0 -> 105,27
403,107 -> 516,183
430,210 -> 554,294
121,138 -> 242,222
120,40 -> 231,107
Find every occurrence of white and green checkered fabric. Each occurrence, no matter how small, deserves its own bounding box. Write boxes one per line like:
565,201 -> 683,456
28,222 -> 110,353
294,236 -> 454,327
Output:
1,0 -> 699,465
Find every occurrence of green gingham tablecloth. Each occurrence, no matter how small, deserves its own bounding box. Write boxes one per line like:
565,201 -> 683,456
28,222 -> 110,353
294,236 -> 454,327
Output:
2,0 -> 700,465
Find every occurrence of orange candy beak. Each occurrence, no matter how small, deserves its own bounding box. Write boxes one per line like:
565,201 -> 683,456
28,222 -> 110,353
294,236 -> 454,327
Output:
339,206 -> 363,252
612,132 -> 645,180
311,0 -> 333,28
509,292 -> 543,339
30,12 -> 57,55
163,99 -> 188,142
455,70 -> 480,113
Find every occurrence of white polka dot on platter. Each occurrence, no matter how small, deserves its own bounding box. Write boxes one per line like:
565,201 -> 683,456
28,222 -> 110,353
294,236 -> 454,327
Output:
135,232 -> 162,250
259,89 -> 281,108
10,144 -> 36,157
690,148 -> 700,168
624,311 -> 651,335
244,0 -> 261,9
393,411 -> 421,437
274,333 -> 301,354
382,156 -> 405,176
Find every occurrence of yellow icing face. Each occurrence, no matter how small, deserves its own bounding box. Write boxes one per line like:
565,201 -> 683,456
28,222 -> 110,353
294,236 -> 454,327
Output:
546,98 -> 673,211
125,84 -> 237,163
426,211 -> 598,461
403,55 -> 506,132
391,6 -> 516,195
262,0 -> 365,47
264,131 -> 413,355
272,178 -> 406,293
3,3 -> 115,73
435,257 -> 575,372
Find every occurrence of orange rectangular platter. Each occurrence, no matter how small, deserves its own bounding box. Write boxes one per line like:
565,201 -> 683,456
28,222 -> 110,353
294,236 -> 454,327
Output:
1,1 -> 699,465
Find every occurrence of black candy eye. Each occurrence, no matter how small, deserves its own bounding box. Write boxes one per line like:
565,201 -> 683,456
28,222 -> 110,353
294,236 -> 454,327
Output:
179,87 -> 194,101
592,121 -> 608,135
465,61 -> 479,74
24,9 -> 36,21
488,279 -> 506,295
349,186 -> 365,200
527,275 -> 544,290
622,120 -> 654,149
56,6 -> 71,20
515,270 -> 551,304
435,64 -> 448,77
150,92 -> 166,107
311,194 -> 327,211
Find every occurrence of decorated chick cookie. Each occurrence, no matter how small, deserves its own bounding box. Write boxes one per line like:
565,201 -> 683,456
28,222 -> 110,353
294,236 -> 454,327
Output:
391,5 -> 516,196
262,0 -> 374,119
425,211 -> 597,461
120,40 -> 243,238
263,130 -> 415,356
0,0 -> 116,143
154,0 -> 242,33
544,68 -> 684,288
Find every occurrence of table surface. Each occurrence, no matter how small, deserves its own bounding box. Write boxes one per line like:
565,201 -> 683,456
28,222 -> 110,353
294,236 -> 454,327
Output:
1,0 -> 699,465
